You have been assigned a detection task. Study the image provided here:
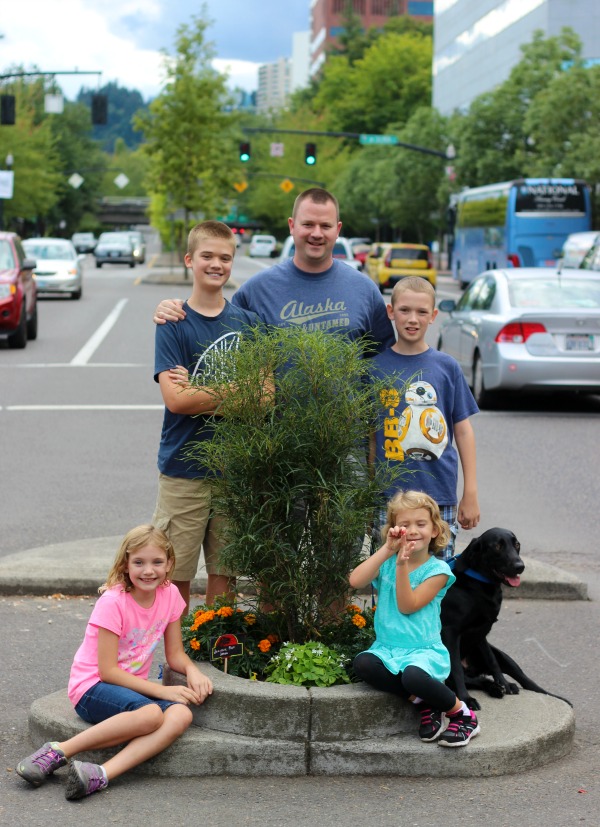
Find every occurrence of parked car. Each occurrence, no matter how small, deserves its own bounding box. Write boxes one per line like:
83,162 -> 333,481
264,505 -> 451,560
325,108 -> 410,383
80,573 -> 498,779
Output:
71,232 -> 97,254
436,267 -> 600,407
23,237 -> 83,300
559,231 -> 599,269
128,230 -> 146,264
367,242 -> 436,291
579,236 -> 600,272
0,231 -> 38,348
249,234 -> 277,258
94,232 -> 136,268
278,235 -> 362,269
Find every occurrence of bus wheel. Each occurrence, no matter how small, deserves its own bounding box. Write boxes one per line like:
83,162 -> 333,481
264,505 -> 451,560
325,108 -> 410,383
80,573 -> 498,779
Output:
473,354 -> 495,408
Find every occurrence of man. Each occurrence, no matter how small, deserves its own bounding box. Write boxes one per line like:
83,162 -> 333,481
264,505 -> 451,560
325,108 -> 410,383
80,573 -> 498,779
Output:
153,188 -> 396,354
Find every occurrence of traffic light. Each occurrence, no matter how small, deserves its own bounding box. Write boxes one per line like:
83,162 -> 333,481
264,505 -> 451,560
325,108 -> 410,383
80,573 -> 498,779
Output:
91,94 -> 108,125
0,95 -> 16,126
304,142 -> 317,166
239,141 -> 251,162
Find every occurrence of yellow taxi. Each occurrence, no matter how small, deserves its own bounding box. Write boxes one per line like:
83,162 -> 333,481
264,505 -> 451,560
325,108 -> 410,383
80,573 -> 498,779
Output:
366,242 -> 437,292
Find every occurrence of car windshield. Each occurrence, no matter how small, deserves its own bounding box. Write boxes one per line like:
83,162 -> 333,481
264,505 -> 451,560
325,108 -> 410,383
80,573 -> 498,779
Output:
24,242 -> 74,260
100,233 -> 130,242
509,278 -> 600,309
332,243 -> 349,258
0,240 -> 15,269
389,249 -> 427,262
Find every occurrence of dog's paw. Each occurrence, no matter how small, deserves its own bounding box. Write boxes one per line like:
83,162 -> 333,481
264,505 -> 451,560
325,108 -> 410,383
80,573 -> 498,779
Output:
466,696 -> 481,711
505,682 -> 520,695
488,682 -> 507,699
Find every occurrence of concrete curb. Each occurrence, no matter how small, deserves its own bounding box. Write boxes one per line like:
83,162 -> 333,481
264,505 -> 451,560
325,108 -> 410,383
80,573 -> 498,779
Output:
0,536 -> 588,600
27,663 -> 575,777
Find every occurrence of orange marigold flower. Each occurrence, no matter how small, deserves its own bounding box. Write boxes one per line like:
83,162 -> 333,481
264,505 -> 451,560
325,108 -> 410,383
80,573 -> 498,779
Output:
190,639 -> 201,650
267,633 -> 279,644
244,613 -> 256,625
216,606 -> 234,618
346,604 -> 361,614
193,609 -> 216,627
351,613 -> 367,628
258,639 -> 271,653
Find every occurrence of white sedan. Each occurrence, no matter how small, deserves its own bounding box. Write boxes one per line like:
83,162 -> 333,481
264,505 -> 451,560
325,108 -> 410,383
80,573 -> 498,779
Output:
248,235 -> 277,258
23,238 -> 84,300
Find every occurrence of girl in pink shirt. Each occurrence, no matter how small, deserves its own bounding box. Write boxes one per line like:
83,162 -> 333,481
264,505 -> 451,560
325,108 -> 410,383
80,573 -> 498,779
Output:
16,525 -> 213,801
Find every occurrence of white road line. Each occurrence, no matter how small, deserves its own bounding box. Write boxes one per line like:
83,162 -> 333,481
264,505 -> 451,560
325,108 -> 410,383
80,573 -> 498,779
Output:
4,405 -> 163,411
70,299 -> 129,366
0,363 -> 147,369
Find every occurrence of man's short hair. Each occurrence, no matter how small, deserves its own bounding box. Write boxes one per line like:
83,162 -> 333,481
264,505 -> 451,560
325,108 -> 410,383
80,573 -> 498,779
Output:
391,276 -> 436,307
292,187 -> 340,222
187,220 -> 235,257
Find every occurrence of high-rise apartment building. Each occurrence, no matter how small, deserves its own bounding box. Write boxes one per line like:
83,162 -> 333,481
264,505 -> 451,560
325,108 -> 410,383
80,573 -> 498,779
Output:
433,0 -> 600,115
310,0 -> 433,76
256,57 -> 292,114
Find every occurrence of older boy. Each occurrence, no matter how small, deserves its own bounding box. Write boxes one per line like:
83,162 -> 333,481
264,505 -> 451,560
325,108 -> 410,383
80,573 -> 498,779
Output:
370,277 -> 480,560
153,221 -> 261,611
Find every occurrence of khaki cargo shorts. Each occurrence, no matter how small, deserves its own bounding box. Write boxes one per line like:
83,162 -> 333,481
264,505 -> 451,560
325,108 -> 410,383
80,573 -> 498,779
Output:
152,474 -> 232,581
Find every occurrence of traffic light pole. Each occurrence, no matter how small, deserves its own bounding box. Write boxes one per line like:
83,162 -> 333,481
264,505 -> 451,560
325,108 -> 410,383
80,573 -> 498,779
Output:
243,127 -> 454,160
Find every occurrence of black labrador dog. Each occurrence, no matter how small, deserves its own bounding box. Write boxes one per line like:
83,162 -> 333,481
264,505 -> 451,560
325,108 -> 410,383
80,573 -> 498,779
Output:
441,527 -> 572,710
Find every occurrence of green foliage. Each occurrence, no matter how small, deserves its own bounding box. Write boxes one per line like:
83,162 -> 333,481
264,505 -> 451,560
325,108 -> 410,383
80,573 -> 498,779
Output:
101,138 -> 149,197
182,326 -> 407,643
265,641 -> 351,688
135,13 -> 240,249
318,602 -> 376,678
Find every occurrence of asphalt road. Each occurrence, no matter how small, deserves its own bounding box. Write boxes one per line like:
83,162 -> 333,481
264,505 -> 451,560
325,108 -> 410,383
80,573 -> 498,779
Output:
0,252 -> 599,825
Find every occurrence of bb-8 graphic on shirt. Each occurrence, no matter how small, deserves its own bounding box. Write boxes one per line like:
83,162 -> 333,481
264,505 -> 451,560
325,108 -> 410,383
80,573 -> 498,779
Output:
382,381 -> 448,462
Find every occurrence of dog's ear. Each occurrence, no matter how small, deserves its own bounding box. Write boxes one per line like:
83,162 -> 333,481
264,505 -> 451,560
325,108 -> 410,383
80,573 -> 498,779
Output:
453,537 -> 480,572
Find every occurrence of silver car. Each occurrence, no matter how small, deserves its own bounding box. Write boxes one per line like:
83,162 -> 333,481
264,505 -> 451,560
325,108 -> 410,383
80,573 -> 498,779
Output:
94,232 -> 136,268
23,237 -> 84,300
437,268 -> 600,407
278,236 -> 362,270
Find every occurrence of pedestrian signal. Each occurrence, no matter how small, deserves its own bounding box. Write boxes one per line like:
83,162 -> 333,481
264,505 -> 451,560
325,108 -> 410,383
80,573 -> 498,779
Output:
304,142 -> 317,166
1,95 -> 16,126
239,142 -> 251,162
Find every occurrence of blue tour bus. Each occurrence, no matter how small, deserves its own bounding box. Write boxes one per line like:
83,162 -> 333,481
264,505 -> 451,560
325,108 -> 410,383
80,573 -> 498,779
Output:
451,178 -> 592,287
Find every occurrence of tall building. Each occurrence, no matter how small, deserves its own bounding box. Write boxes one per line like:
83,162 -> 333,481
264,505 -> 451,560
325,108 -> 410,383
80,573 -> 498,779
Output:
256,57 -> 292,114
433,0 -> 600,115
310,0 -> 434,77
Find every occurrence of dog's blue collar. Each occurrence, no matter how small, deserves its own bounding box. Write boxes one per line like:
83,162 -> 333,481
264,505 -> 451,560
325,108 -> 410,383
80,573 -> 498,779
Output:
446,556 -> 495,584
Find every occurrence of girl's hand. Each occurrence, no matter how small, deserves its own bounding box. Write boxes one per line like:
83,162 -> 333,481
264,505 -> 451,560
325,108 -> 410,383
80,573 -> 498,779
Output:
186,665 -> 213,704
160,684 -> 203,705
387,526 -> 416,565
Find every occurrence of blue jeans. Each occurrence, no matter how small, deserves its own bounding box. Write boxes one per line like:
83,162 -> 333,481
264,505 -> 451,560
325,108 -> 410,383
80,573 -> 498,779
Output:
75,681 -> 178,725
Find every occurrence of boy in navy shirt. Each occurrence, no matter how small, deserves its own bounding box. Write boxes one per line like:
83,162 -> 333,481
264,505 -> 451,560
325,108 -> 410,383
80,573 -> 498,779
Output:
370,277 -> 480,559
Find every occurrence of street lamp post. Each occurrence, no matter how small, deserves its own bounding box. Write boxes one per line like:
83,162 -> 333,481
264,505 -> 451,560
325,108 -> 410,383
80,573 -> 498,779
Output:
0,153 -> 14,231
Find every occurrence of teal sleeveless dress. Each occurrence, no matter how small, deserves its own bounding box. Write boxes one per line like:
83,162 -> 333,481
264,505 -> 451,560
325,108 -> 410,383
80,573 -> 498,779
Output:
361,555 -> 455,681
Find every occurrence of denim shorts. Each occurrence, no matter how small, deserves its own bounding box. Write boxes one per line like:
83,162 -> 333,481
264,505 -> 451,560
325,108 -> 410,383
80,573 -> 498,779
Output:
75,681 -> 178,725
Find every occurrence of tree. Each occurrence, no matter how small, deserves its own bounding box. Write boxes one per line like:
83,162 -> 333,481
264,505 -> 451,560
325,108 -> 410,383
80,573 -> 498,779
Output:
135,13 -> 239,261
78,82 -> 149,152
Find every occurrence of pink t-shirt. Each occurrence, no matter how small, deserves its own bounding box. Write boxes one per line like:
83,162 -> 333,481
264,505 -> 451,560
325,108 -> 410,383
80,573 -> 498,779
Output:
68,583 -> 185,706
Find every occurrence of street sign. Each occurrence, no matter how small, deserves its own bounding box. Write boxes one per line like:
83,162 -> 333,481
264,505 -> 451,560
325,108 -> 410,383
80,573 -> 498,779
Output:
359,134 -> 398,146
114,173 -> 129,189
280,179 -> 294,193
68,173 -> 84,190
270,142 -> 284,157
233,181 -> 248,193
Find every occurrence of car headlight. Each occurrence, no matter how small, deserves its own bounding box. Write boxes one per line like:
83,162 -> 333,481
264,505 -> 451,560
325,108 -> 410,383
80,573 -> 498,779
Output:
0,284 -> 16,298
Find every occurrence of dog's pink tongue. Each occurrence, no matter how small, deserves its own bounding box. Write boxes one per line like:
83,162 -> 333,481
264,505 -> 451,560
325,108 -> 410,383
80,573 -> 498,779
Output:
505,575 -> 521,587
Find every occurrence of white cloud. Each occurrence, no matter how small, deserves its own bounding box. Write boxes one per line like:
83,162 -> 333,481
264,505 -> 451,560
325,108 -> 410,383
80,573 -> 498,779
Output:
212,58 -> 258,94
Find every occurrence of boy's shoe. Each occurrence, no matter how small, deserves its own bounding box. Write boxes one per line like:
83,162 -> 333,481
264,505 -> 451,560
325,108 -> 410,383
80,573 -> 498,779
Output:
417,705 -> 448,742
438,708 -> 481,747
65,760 -> 108,800
16,741 -> 67,786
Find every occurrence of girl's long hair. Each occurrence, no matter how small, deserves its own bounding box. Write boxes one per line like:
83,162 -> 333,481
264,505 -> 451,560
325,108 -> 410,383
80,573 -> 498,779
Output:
99,525 -> 175,594
382,490 -> 450,554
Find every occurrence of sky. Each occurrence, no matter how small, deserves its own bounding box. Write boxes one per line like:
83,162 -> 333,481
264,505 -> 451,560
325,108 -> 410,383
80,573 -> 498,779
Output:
0,0 -> 310,101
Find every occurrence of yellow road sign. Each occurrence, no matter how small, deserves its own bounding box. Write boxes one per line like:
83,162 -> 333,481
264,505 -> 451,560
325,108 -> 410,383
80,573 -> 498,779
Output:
280,179 -> 294,193
233,181 -> 248,193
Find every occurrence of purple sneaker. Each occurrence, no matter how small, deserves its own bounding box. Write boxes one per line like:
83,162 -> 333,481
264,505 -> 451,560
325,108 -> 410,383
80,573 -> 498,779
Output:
16,742 -> 67,786
65,760 -> 108,800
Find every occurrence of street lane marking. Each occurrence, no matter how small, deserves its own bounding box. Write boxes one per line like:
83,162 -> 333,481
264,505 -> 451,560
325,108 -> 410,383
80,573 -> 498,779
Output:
0,363 -> 147,368
70,299 -> 128,366
3,404 -> 163,411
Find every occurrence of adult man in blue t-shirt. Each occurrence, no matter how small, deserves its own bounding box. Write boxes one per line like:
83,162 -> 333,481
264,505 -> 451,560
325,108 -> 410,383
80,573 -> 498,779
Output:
153,188 -> 395,354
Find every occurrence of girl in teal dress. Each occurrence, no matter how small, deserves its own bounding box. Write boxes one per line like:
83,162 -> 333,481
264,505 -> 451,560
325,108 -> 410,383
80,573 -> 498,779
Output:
350,491 -> 480,747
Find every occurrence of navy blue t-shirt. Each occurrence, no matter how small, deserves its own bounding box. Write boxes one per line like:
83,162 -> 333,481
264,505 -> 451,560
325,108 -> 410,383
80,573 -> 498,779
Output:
232,257 -> 395,353
154,300 -> 261,479
370,347 -> 479,504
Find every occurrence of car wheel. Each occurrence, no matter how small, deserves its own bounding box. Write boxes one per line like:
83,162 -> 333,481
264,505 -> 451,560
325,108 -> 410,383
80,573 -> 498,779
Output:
96,261 -> 102,269
71,287 -> 82,300
26,302 -> 38,340
8,305 -> 27,349
129,261 -> 135,268
436,336 -> 443,352
472,354 -> 496,408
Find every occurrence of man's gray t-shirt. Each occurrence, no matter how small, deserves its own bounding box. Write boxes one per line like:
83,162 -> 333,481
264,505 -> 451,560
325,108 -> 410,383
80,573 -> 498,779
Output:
232,257 -> 395,353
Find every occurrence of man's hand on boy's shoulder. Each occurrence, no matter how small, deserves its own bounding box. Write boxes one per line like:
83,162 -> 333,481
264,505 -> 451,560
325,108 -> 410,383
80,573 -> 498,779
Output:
154,299 -> 186,325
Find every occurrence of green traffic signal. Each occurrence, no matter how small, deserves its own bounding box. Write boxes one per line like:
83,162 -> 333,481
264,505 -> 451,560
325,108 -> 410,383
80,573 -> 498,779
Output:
239,141 -> 251,162
305,142 -> 317,165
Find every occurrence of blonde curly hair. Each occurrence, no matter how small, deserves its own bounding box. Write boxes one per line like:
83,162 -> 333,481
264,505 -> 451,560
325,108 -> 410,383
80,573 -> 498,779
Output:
99,525 -> 175,594
382,490 -> 450,554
